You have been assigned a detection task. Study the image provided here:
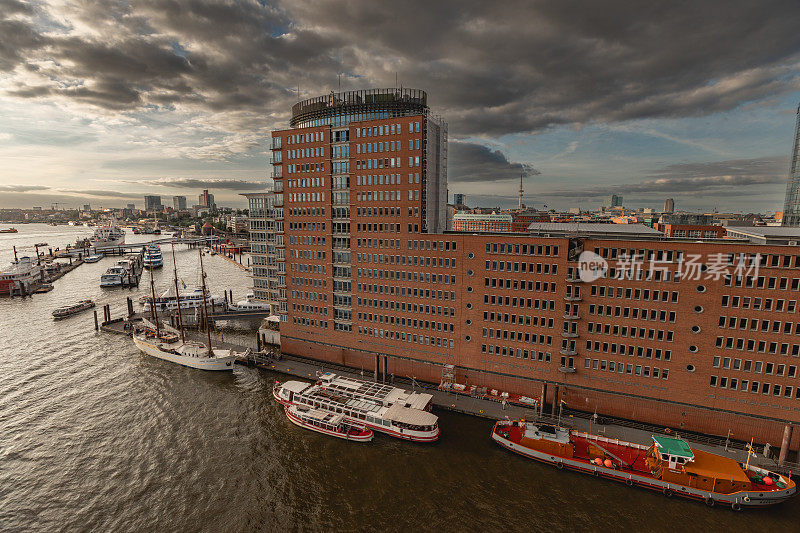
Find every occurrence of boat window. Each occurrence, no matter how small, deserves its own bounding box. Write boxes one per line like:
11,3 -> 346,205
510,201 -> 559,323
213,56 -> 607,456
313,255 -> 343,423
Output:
661,453 -> 669,461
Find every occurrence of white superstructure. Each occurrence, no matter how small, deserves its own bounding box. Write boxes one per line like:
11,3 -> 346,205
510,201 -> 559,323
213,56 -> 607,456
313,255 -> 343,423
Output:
132,330 -> 242,371
140,287 -> 224,312
91,221 -> 125,248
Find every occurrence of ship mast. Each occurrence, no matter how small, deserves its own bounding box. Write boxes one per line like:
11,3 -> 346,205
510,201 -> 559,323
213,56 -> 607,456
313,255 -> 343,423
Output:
198,245 -> 213,355
171,242 -> 185,343
148,250 -> 160,337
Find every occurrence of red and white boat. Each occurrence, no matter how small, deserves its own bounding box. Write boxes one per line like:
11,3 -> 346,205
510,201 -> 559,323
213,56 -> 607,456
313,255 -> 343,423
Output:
284,405 -> 373,442
273,378 -> 440,442
492,420 -> 796,510
0,257 -> 43,295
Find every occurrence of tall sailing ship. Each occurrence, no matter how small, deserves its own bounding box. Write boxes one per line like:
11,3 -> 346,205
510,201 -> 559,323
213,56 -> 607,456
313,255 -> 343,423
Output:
132,244 -> 246,371
492,420 -> 796,510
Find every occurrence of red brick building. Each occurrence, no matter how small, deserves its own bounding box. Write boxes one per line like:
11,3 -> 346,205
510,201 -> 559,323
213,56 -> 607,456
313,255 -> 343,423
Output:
654,213 -> 726,238
261,88 -> 800,454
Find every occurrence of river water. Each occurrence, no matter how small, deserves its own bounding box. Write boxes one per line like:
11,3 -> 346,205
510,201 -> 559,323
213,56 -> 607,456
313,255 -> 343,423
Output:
1,224 -> 799,532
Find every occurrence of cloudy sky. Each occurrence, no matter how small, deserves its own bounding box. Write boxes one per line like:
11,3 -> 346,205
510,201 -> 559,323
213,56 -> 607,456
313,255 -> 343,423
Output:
1,0 -> 800,212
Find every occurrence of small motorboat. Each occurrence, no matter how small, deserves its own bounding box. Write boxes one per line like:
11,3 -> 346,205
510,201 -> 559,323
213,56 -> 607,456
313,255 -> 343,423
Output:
284,404 -> 373,442
52,300 -> 95,318
83,254 -> 104,263
34,283 -> 54,293
0,227 -> 18,233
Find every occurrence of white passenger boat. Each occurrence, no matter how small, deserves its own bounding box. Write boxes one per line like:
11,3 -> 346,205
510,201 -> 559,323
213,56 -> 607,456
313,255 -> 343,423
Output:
100,266 -> 129,287
52,299 -> 95,318
143,245 -> 163,269
140,287 -> 224,312
284,405 -> 373,442
83,254 -> 103,263
273,377 -> 440,442
91,220 -> 125,248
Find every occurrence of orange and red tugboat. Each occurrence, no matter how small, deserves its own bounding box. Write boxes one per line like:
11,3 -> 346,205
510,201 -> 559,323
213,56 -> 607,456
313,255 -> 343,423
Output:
492,420 -> 796,510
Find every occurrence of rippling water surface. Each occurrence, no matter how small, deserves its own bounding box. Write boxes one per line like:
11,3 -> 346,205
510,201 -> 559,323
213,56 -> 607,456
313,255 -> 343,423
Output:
2,224 -> 800,532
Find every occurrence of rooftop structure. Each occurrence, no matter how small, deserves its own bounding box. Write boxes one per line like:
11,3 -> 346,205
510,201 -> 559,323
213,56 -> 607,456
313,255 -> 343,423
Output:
783,103 -> 800,226
724,225 -> 800,245
526,222 -> 666,239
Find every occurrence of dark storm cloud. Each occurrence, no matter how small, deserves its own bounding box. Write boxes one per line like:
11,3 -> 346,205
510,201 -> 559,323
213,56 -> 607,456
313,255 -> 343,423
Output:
3,0 -> 800,138
448,142 -> 539,182
147,178 -> 266,190
539,156 -> 789,199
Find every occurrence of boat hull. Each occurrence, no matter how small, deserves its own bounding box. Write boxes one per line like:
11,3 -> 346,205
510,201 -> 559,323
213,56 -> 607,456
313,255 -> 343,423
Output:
284,406 -> 373,442
133,335 -> 236,371
491,429 -> 795,509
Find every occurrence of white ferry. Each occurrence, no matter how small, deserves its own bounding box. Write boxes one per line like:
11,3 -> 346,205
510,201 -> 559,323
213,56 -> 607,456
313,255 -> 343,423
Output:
140,287 -> 224,312
91,221 -> 125,248
143,245 -> 163,269
284,405 -> 373,442
0,257 -> 43,295
229,293 -> 271,312
273,377 -> 440,442
100,266 -> 130,287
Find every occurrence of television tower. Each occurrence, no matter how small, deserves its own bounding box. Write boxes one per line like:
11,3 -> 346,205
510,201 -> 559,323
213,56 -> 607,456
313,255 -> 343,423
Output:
518,173 -> 524,209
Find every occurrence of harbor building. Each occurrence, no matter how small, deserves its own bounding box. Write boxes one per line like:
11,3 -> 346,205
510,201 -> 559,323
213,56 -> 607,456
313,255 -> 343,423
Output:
452,212 -> 513,232
653,214 -> 726,239
254,88 -> 800,456
783,103 -> 800,227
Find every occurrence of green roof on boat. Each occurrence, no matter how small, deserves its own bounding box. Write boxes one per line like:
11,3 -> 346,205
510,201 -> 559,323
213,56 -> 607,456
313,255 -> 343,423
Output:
651,435 -> 694,458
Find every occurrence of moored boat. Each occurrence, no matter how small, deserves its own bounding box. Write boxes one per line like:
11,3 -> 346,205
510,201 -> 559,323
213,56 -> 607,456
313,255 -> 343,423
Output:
83,254 -> 104,263
284,405 -> 373,442
0,257 -> 43,295
52,299 -> 95,318
491,420 -> 796,510
143,245 -> 163,269
91,220 -> 125,248
273,378 -> 440,442
132,329 -> 241,371
34,283 -> 54,293
0,227 -> 18,233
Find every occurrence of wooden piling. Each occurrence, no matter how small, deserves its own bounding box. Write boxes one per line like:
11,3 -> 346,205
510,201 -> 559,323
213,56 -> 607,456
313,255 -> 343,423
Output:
94,309 -> 99,331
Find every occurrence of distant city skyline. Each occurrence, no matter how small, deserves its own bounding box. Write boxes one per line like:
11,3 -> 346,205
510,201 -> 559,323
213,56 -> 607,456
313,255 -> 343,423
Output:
1,2 -> 800,212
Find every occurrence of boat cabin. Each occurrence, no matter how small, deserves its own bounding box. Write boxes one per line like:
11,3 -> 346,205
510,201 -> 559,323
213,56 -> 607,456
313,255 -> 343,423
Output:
652,436 -> 695,471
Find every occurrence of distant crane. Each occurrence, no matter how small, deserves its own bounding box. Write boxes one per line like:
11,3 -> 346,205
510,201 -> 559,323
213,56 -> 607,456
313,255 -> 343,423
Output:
51,202 -> 61,211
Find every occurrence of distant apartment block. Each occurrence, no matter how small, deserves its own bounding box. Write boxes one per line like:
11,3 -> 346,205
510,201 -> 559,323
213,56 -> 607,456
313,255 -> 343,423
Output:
144,195 -> 162,211
173,195 -> 187,211
452,212 -> 512,232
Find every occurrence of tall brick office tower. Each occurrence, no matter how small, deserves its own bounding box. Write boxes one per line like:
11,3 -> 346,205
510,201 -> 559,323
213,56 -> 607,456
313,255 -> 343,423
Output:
267,88 -> 449,375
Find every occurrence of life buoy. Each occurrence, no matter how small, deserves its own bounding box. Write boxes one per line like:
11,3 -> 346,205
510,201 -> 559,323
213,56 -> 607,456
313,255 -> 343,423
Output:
556,461 -> 564,470
625,478 -> 634,486
704,497 -> 715,507
663,488 -> 673,497
743,496 -> 751,503
731,502 -> 742,511
664,428 -> 671,434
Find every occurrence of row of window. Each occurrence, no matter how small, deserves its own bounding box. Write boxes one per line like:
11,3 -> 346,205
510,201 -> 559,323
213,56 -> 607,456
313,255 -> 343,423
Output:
360,297 -> 455,314
356,173 -> 421,186
718,316 -> 800,335
288,207 -> 325,217
588,305 -> 677,324
356,222 -> 402,233
285,131 -> 324,144
484,260 -> 559,275
292,316 -> 326,329
355,139 -> 419,154
584,358 -> 670,380
714,336 -> 800,356
355,191 -> 409,203
288,192 -> 325,203
485,242 -> 560,257
485,278 -> 558,293
359,254 -> 457,269
287,177 -> 325,189
287,162 -> 324,174
590,285 -> 679,303
484,294 -> 556,311
289,263 -> 326,275
358,312 -> 454,333
709,376 -> 799,399
724,275 -> 800,290
355,122 -> 419,138
482,328 -> 553,346
289,235 -> 324,246
711,357 -> 797,377
483,312 -> 554,329
482,343 -> 555,363
721,295 -> 797,313
291,303 -> 326,316
585,340 -> 673,360
290,289 -> 326,302
287,147 -> 324,159
355,158 -> 407,170
358,326 -> 454,350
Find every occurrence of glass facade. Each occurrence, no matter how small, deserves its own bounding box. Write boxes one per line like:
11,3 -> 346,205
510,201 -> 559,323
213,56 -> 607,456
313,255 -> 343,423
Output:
783,104 -> 800,227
